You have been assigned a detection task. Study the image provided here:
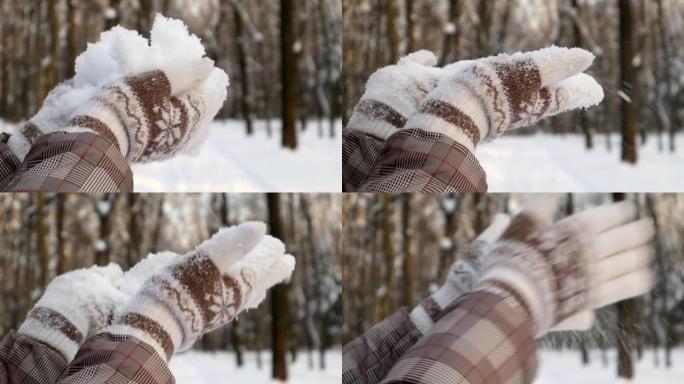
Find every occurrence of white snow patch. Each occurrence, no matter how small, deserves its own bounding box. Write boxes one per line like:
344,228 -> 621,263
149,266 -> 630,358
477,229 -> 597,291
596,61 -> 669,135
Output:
535,348 -> 684,383
478,133 -> 684,192
168,350 -> 341,383
131,120 -> 342,192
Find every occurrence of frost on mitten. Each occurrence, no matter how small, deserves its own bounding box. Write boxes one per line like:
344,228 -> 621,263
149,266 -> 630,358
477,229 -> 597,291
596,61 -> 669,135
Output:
105,222 -> 295,361
65,58 -> 228,163
406,46 -> 605,151
479,201 -> 655,336
17,264 -> 125,360
347,50 -> 443,140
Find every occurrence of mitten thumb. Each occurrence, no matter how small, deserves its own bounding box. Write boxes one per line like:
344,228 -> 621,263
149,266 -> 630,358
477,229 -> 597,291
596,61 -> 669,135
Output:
163,57 -> 214,96
398,50 -> 438,67
196,221 -> 267,271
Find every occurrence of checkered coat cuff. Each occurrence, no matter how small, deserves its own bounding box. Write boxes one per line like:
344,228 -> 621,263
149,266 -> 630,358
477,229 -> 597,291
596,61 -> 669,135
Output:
359,129 -> 487,192
382,290 -> 538,384
2,132 -> 133,192
343,308 -> 423,384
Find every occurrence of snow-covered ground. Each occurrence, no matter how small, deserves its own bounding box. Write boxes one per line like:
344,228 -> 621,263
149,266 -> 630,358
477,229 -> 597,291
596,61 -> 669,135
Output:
168,350 -> 341,383
479,134 -> 684,192
535,348 -> 684,383
133,120 -> 341,192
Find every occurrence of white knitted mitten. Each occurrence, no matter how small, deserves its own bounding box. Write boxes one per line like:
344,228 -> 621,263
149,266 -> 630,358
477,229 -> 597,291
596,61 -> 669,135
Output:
104,222 -> 295,361
409,213 -> 511,332
18,264 -> 126,360
406,46 -> 604,152
479,199 -> 655,337
64,58 -> 227,163
347,50 -> 444,140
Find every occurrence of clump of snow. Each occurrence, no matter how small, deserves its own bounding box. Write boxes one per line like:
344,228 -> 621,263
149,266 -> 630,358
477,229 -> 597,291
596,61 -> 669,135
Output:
74,14 -> 207,88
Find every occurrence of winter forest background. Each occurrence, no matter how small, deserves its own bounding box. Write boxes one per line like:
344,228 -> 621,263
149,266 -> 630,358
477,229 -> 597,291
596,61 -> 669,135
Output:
343,0 -> 684,192
342,193 -> 684,382
0,0 -> 343,192
0,193 -> 342,383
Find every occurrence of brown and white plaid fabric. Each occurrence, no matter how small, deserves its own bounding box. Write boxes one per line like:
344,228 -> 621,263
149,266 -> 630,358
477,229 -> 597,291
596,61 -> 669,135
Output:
342,129 -> 385,192
58,333 -> 173,384
342,308 -> 423,384
0,330 -> 67,384
2,132 -> 133,192
382,290 -> 537,384
358,129 -> 487,193
0,331 -> 172,384
0,134 -> 21,191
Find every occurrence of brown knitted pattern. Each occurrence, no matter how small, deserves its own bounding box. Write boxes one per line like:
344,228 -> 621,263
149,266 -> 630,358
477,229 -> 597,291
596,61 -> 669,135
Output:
499,213 -> 590,325
419,99 -> 481,144
355,99 -> 408,129
28,307 -> 84,344
117,313 -> 175,360
68,115 -> 122,151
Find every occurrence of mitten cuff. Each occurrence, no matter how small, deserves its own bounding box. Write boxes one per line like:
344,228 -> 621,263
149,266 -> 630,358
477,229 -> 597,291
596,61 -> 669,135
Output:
106,296 -> 184,362
67,103 -> 130,158
18,306 -> 88,361
347,95 -> 413,140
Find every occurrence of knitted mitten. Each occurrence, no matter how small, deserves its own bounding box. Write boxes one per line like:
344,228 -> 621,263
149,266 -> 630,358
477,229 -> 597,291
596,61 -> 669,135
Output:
346,50 -> 444,140
6,82 -> 76,160
405,46 -> 604,152
409,213 -> 510,332
104,222 -> 295,361
64,58 -> 227,163
18,264 -> 126,360
479,200 -> 655,337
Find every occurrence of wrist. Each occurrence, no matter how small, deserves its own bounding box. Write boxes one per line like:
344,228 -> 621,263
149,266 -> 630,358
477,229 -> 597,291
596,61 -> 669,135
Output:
18,303 -> 90,361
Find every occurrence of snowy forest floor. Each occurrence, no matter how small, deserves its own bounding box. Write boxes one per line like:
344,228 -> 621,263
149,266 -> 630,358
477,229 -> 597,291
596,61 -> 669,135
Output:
132,119 -> 342,192
479,134 -> 684,192
0,119 -> 342,192
168,349 -> 341,383
535,348 -> 684,383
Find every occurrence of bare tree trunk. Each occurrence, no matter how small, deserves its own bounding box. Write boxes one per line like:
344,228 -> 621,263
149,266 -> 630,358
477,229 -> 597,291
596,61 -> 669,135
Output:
379,195 -> 395,318
56,195 -> 68,275
384,0 -> 399,63
405,0 -> 416,54
619,0 -> 637,163
267,194 -> 288,380
105,0 -> 121,30
571,0 -> 593,149
440,0 -> 461,65
281,0 -> 299,149
232,0 -> 254,135
613,193 -> 635,378
36,195 -> 50,288
66,0 -> 79,79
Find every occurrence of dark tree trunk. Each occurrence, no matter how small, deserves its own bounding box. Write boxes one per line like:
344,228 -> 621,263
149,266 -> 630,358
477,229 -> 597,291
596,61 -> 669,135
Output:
440,0 -> 461,65
619,0 -> 637,163
401,195 -> 413,306
267,194 -> 288,380
281,0 -> 299,149
232,0 -> 253,135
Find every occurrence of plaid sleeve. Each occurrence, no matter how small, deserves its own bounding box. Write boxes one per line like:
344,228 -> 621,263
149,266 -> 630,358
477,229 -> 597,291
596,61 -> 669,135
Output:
343,308 -> 423,384
3,132 -> 133,192
57,333 -> 173,384
381,290 -> 537,384
342,128 -> 385,192
358,129 -> 487,193
0,330 -> 68,384
0,134 -> 21,191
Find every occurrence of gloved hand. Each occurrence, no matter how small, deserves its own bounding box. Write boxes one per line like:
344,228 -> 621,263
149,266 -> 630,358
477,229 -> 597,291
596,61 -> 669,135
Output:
406,46 -> 604,152
409,213 -> 510,332
61,58 -> 226,163
6,82 -> 76,160
104,222 -> 295,361
347,50 -> 444,140
18,263 -> 126,360
479,198 -> 655,337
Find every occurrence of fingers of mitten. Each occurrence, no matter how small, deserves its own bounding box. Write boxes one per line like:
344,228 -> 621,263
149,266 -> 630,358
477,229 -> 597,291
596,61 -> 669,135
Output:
525,46 -> 595,86
521,194 -> 562,224
593,218 -> 655,258
549,310 -> 595,332
593,269 -> 655,309
196,221 -> 267,271
398,50 -> 438,67
536,73 -> 604,118
477,213 -> 511,244
90,263 -> 124,286
163,57 -> 214,96
563,200 -> 637,235
242,253 -> 295,310
594,245 -> 654,283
